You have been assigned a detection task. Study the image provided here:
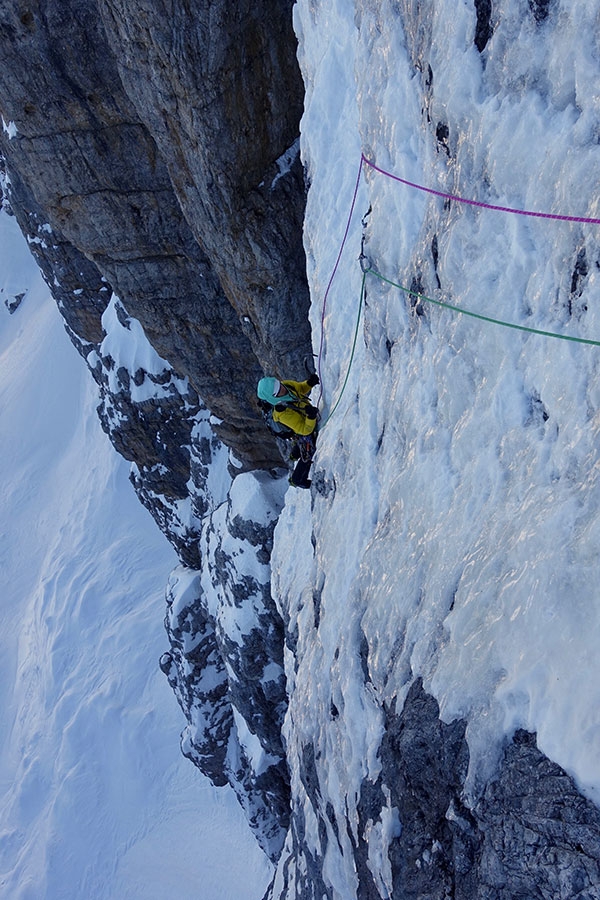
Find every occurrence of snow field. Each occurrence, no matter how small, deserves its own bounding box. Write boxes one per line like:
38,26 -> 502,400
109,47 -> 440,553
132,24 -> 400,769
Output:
0,210 -> 272,899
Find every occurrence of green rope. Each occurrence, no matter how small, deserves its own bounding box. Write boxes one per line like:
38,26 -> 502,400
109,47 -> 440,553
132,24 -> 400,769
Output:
368,267 -> 600,347
320,268 -> 368,429
319,263 -> 600,430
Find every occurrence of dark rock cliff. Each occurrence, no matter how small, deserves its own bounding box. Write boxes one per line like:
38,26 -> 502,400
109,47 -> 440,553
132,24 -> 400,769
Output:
0,0 -> 311,471
268,679 -> 600,900
98,0 -> 312,376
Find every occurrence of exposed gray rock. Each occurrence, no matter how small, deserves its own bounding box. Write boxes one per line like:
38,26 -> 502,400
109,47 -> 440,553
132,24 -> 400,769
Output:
160,593 -> 232,787
0,0 -> 311,469
529,0 -> 553,25
98,0 -> 313,377
396,695 -> 600,900
474,0 -> 493,53
4,291 -> 25,313
380,680 -> 473,899
268,678 -> 600,899
475,729 -> 600,899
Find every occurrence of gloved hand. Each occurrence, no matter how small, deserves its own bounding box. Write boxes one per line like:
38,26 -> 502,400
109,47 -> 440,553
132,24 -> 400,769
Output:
305,405 -> 319,420
275,403 -> 287,412
306,373 -> 320,387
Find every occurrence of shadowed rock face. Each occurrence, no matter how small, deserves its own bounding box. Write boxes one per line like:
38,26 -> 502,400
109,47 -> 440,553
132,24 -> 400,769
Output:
0,0 -> 311,469
98,0 -> 312,375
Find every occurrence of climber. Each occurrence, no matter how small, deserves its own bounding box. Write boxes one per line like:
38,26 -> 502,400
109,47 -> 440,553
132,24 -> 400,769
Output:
257,373 -> 320,489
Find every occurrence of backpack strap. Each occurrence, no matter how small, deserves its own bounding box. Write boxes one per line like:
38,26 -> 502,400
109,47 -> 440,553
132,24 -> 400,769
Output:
257,399 -> 295,437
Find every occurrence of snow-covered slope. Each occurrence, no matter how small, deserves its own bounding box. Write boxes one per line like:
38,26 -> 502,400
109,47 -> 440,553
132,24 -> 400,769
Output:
0,209 -> 272,899
268,0 -> 600,896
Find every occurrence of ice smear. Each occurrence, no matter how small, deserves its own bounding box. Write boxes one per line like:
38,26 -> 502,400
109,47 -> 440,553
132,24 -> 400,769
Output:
271,137 -> 301,189
2,117 -> 18,139
232,707 -> 280,777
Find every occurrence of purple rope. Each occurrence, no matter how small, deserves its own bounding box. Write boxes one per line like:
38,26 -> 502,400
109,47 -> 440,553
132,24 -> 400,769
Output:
316,155 -> 364,407
362,154 -> 600,225
314,151 -> 598,412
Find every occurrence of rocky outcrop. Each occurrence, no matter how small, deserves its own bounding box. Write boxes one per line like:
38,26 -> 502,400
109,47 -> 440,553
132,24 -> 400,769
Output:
268,679 -> 600,899
0,0 -> 311,470
379,682 -> 600,899
160,471 -> 290,860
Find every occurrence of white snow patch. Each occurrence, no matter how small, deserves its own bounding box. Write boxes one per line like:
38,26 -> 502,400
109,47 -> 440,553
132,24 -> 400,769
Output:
2,117 -> 18,139
232,707 -> 280,778
229,470 -> 288,527
271,137 -> 301,189
99,294 -> 188,403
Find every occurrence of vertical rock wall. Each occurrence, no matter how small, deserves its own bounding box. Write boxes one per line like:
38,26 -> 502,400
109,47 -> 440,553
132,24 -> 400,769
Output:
98,0 -> 312,375
0,0 -> 311,469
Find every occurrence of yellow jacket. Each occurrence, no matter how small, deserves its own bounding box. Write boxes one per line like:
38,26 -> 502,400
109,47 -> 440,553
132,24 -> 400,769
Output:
272,380 -> 317,436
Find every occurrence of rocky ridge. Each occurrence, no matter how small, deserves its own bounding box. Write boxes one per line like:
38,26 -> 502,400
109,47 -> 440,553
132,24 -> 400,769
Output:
160,469 -> 291,861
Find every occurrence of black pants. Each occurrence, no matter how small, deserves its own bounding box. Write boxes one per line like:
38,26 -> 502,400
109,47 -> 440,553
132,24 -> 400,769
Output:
290,458 -> 312,487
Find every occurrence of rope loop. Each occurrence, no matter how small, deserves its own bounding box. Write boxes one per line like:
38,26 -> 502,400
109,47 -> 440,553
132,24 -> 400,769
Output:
316,155 -> 364,409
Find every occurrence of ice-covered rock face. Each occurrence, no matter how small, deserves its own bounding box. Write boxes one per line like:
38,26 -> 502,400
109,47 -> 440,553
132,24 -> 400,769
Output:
265,0 -> 600,896
269,678 -> 600,900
